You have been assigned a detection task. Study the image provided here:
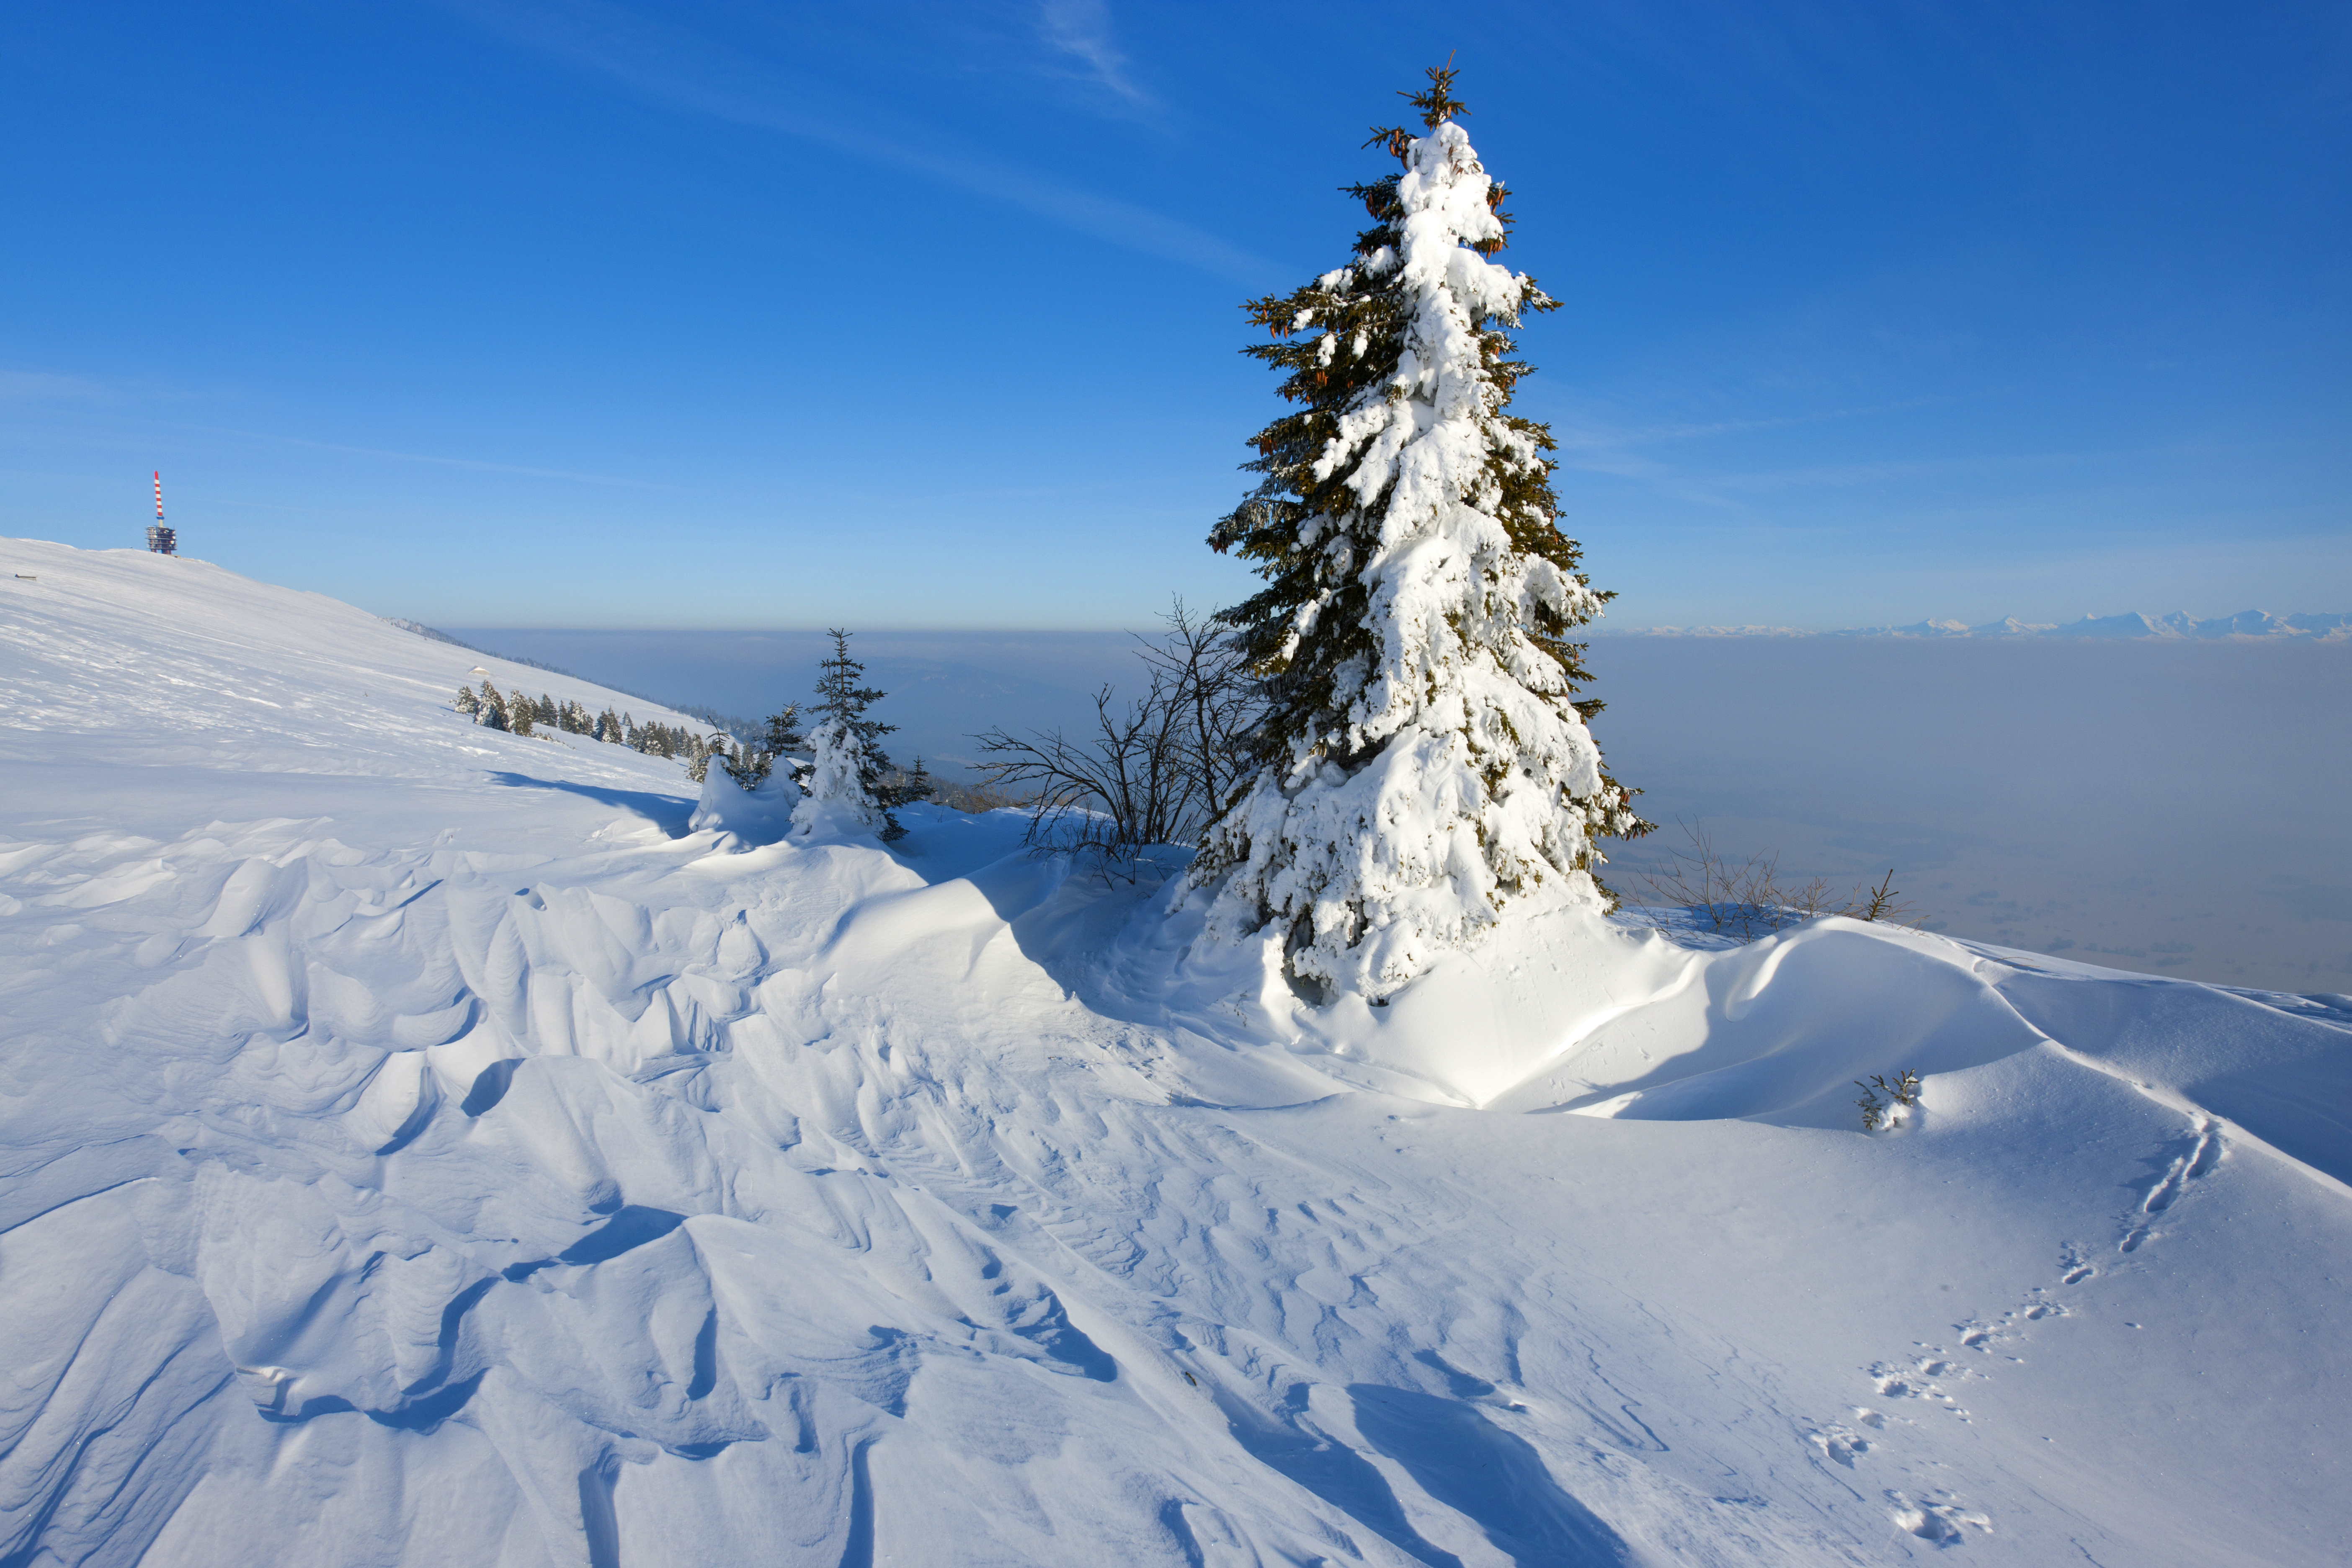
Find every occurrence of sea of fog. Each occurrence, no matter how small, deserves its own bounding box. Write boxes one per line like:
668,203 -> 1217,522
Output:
449,628 -> 2352,996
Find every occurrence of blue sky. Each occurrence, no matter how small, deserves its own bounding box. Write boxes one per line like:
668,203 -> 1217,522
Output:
4,1 -> 2346,629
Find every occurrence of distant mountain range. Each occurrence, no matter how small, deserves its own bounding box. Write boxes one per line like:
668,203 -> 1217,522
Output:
1616,610 -> 2352,641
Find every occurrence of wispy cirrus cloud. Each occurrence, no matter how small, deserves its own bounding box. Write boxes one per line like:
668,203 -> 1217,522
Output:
1,372 -> 652,486
0,369 -> 119,403
439,0 -> 1275,284
1034,0 -> 1150,109
157,420 -> 667,487
1546,399 -> 1979,503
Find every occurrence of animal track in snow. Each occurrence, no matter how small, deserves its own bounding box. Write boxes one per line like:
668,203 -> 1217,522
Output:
1865,1348 -> 1973,1419
1805,1422 -> 1874,1467
1887,1489 -> 1992,1545
2143,1122 -> 2223,1213
2119,1119 -> 2224,1253
1953,1246 -> 2098,1361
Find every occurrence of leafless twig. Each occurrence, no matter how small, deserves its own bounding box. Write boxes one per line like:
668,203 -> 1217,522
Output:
972,599 -> 1261,873
1628,819 -> 1915,941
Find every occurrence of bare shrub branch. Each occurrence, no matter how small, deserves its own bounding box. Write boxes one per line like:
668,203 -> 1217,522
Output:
1628,819 -> 1916,941
972,598 -> 1261,871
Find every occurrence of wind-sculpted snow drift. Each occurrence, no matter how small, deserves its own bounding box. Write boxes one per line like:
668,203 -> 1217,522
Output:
3,538 -> 2347,1566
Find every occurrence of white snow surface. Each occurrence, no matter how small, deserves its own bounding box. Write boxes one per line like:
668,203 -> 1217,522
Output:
3,536 -> 2349,1566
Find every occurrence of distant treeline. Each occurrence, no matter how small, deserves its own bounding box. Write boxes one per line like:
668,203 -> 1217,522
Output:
670,704 -> 764,748
455,680 -> 737,779
390,619 -> 749,738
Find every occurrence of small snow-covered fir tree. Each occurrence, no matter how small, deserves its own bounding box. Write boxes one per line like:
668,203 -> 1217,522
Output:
792,630 -> 911,841
724,703 -> 806,790
1190,65 -> 1649,1000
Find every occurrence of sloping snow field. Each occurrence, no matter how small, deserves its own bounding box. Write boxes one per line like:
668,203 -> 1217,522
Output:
3,537 -> 2347,1566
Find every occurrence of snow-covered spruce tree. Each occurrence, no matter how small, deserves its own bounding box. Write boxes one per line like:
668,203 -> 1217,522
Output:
477,681 -> 510,732
1190,65 -> 1649,1000
792,629 -> 912,841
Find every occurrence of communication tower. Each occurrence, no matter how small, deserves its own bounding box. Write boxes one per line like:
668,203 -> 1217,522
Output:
146,471 -> 175,554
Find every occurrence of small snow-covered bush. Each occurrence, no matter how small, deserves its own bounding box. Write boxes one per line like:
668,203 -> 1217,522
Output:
1855,1070 -> 1924,1132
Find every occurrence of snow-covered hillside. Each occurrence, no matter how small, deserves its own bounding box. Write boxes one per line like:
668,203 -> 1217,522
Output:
4,538 -> 2348,1566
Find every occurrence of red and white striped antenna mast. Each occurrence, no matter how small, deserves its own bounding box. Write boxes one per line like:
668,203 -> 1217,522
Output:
146,472 -> 177,555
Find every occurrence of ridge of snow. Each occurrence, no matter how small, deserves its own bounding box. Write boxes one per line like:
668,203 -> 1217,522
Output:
5,536 -> 2350,1565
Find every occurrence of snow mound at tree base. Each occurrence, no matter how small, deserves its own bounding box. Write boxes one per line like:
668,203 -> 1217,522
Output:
1117,877 -> 2350,1173
689,766 -> 799,849
5,536 -> 2349,1567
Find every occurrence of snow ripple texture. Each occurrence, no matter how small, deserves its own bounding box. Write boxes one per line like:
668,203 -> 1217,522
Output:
3,537 -> 2350,1567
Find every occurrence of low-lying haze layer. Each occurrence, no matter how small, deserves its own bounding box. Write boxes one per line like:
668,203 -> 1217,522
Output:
450,629 -> 2352,994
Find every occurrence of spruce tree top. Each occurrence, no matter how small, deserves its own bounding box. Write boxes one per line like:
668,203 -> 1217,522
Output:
1194,65 -> 1647,999
1212,66 -> 1612,765
813,629 -> 896,761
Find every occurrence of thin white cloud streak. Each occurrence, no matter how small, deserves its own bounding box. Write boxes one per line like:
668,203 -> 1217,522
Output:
1547,403 -> 1901,491
1560,446 -> 2106,517
1549,397 -> 1945,459
1544,398 -> 2122,510
0,369 -> 120,402
1699,448 -> 2103,494
161,420 -> 668,487
444,0 -> 1277,284
1034,0 -> 1151,108
1,383 -> 663,488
